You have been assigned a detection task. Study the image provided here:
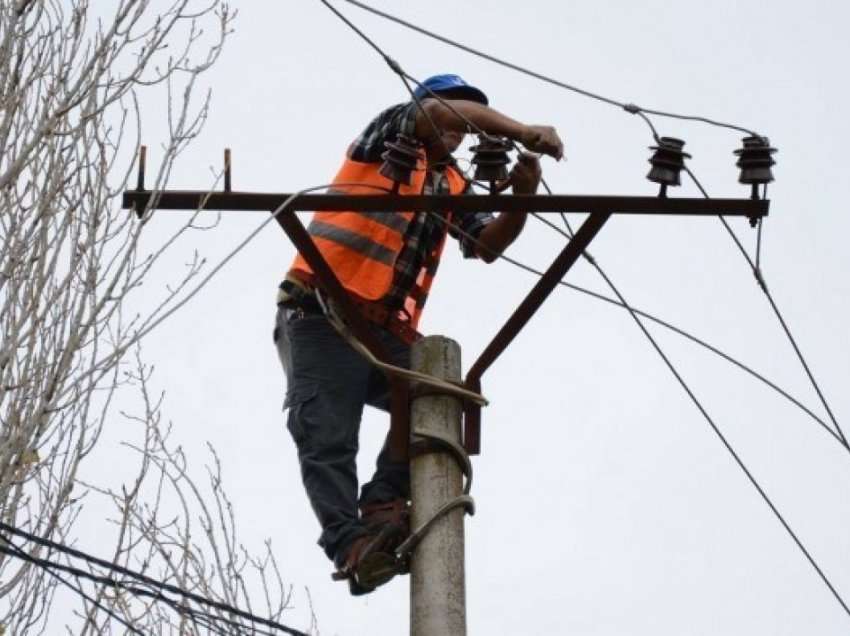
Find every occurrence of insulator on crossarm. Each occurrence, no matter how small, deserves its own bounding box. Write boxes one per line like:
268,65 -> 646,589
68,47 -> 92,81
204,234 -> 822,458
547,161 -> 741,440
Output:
735,135 -> 777,200
380,134 -> 422,192
647,136 -> 691,198
470,135 -> 512,192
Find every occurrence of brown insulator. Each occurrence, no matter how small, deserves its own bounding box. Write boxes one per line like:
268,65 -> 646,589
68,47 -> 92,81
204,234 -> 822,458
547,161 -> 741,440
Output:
647,137 -> 691,197
380,134 -> 421,189
735,135 -> 777,200
470,135 -> 512,188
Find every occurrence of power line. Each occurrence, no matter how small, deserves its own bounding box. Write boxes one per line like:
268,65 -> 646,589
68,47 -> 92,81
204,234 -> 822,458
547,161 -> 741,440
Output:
0,523 -> 309,636
684,166 -> 847,448
1,538 -> 146,636
317,0 -> 845,452
427,210 -> 850,619
341,0 -> 759,138
0,542 -> 256,636
460,167 -> 846,451
318,0 -> 499,147
321,0 -> 848,618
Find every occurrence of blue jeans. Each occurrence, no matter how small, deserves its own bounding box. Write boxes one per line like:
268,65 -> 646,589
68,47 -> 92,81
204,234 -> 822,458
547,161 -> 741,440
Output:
274,305 -> 411,564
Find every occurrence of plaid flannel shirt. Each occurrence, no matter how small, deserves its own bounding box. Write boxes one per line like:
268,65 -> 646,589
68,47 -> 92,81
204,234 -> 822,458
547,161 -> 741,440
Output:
348,102 -> 494,313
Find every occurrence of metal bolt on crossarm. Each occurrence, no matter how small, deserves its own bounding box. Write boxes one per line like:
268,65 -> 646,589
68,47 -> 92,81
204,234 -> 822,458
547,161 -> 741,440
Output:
470,135 -> 511,193
380,134 -> 421,192
647,136 -> 691,198
136,145 -> 147,192
735,135 -> 777,199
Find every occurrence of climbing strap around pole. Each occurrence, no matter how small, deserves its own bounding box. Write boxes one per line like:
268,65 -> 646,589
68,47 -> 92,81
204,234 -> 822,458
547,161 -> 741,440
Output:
395,429 -> 476,563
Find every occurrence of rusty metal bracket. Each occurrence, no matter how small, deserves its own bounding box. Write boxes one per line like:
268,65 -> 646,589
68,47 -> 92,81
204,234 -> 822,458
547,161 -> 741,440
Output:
273,209 -> 411,462
463,212 -> 611,454
123,189 -> 769,221
122,148 -> 771,461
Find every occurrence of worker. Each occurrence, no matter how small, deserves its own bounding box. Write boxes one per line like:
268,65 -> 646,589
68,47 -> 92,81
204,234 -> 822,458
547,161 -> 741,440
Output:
274,74 -> 563,594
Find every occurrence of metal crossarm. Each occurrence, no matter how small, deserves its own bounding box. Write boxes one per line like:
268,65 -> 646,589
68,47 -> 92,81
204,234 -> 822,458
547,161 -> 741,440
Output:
123,190 -> 768,220
122,167 -> 770,457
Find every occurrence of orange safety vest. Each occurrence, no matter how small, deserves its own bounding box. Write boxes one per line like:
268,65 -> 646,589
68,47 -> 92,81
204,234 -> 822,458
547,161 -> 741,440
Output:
289,150 -> 468,330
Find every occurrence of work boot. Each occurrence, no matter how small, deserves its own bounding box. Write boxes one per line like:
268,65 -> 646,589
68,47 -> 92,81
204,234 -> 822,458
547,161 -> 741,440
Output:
331,527 -> 404,596
360,498 -> 411,573
360,498 -> 409,536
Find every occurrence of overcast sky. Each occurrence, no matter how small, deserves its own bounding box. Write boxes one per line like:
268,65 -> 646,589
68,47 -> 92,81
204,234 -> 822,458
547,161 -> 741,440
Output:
83,1 -> 850,634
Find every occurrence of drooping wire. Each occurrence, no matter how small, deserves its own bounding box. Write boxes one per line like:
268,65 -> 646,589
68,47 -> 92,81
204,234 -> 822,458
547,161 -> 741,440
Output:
0,523 -> 309,636
1,539 -> 146,636
426,210 -> 850,619
318,0 -> 844,450
318,0 -> 849,613
488,147 -> 847,458
75,182 -> 392,400
684,167 -> 847,448
317,0 -> 503,146
531,171 -> 850,612
341,0 -> 759,138
0,541 -> 282,636
756,183 -> 769,271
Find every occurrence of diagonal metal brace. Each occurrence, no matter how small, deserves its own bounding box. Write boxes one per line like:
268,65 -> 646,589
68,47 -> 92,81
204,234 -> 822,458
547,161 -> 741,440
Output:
273,210 -> 410,462
463,211 -> 612,454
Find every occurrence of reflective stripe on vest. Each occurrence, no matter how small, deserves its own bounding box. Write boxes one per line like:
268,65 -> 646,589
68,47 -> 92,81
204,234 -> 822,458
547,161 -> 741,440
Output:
289,152 -> 468,328
307,219 -> 397,266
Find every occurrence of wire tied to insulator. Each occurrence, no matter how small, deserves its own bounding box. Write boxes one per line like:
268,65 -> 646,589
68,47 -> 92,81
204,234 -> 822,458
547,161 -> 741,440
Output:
383,55 -> 403,75
647,136 -> 691,198
735,135 -> 777,215
469,135 -> 512,193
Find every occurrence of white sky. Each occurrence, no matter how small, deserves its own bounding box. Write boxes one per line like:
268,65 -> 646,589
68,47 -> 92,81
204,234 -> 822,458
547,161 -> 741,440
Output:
84,1 -> 850,634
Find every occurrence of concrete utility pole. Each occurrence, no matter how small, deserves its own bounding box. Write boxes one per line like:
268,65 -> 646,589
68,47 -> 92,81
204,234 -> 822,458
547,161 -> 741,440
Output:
410,336 -> 466,636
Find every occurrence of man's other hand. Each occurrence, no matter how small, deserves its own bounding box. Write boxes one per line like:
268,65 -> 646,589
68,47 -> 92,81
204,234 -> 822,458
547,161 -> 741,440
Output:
509,152 -> 542,194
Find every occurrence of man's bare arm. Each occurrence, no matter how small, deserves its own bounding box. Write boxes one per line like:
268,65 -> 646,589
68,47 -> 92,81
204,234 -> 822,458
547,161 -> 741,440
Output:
414,98 -> 564,160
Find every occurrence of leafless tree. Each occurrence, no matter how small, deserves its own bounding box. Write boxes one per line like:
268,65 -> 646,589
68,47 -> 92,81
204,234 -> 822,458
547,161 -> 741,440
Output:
0,1 -> 307,633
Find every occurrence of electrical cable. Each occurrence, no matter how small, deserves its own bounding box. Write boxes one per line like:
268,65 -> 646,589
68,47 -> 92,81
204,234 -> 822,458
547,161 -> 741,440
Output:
0,542 -> 287,636
0,523 -> 309,635
74,182 -> 394,404
459,164 -> 845,450
426,209 -> 850,619
0,542 -> 280,636
319,0 -> 841,448
318,0 -> 839,446
684,167 -> 847,448
1,539 -> 145,636
533,214 -> 842,447
318,0 -> 509,148
341,0 -> 760,138
322,0 -> 849,615
569,250 -> 850,621
314,288 -> 488,406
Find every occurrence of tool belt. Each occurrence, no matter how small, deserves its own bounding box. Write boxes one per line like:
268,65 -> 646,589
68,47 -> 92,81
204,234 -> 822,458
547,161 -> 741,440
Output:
278,274 -> 423,345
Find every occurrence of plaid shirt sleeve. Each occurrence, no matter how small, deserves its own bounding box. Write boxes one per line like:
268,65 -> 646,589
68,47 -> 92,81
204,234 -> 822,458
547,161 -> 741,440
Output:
347,102 -> 418,163
449,201 -> 495,259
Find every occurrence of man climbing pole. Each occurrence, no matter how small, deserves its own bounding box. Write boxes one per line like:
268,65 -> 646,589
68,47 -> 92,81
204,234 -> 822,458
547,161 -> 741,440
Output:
274,74 -> 563,594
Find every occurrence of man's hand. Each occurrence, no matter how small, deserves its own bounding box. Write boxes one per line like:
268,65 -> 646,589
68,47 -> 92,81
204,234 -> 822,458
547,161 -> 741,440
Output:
508,152 -> 542,194
520,125 -> 564,160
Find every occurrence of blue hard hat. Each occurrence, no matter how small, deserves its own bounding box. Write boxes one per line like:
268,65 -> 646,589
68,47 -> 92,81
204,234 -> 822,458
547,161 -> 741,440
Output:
412,74 -> 489,106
